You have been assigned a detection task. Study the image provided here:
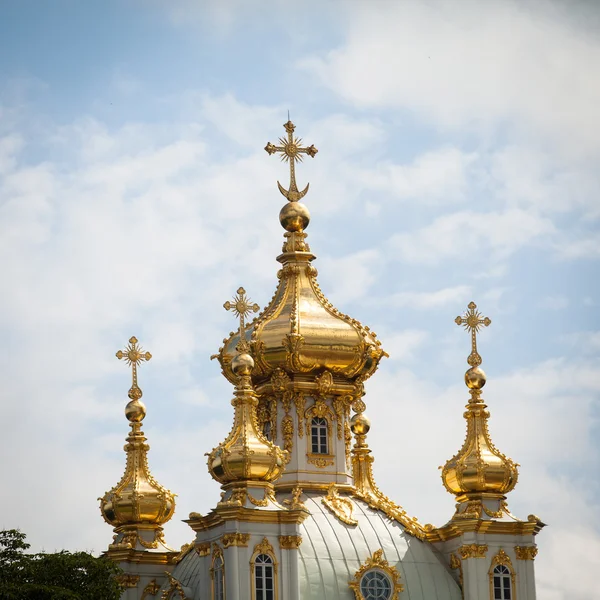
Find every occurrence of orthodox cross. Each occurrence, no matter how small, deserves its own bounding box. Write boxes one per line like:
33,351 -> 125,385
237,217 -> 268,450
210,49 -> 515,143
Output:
224,287 -> 260,351
265,120 -> 318,202
116,336 -> 152,397
455,302 -> 491,367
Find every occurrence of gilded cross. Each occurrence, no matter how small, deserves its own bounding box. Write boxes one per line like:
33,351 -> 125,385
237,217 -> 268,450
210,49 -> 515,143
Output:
224,287 -> 260,351
265,120 -> 318,202
455,302 -> 491,367
116,336 -> 152,396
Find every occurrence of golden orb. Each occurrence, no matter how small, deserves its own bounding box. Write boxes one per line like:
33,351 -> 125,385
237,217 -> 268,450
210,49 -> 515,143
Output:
350,413 -> 371,435
279,201 -> 310,232
125,399 -> 146,422
231,352 -> 254,375
465,366 -> 487,389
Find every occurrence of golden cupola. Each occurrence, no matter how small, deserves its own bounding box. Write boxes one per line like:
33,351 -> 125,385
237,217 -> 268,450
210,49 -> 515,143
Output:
215,120 -> 386,386
99,337 -> 175,553
441,303 -> 519,501
207,289 -> 286,486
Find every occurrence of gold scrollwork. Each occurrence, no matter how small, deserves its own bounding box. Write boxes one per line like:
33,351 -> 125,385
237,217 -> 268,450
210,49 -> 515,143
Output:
307,454 -> 335,468
116,574 -> 140,588
140,579 -> 161,600
294,393 -> 305,438
515,545 -> 538,560
322,484 -> 358,526
279,535 -> 302,549
458,544 -> 488,559
283,485 -> 306,510
196,542 -> 211,557
282,415 -> 294,462
222,533 -> 250,548
349,549 -> 404,600
161,572 -> 189,600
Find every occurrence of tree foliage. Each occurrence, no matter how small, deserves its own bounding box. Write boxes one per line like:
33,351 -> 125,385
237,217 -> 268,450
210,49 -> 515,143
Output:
0,530 -> 122,600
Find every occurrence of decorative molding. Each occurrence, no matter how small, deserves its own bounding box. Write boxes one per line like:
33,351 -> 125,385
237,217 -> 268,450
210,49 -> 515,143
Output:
488,549 -> 516,600
307,453 -> 335,468
322,484 -> 358,526
161,572 -> 189,600
253,537 -> 275,556
196,542 -> 211,557
283,485 -> 306,510
140,579 -> 161,600
279,535 -> 302,549
449,553 -> 463,590
294,393 -> 306,438
173,542 -> 193,564
222,532 -> 250,548
349,549 -> 404,600
515,545 -> 538,560
116,574 -> 140,588
458,543 -> 488,559
282,415 -> 294,462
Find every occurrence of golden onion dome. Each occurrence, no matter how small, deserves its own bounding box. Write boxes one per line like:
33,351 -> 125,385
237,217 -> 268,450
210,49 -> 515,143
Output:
207,348 -> 286,484
441,304 -> 519,500
215,120 -> 386,386
99,337 -> 175,529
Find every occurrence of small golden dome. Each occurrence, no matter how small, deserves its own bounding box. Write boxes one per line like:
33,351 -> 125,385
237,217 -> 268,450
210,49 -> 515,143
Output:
279,201 -> 310,232
100,337 -> 176,529
442,304 -> 519,500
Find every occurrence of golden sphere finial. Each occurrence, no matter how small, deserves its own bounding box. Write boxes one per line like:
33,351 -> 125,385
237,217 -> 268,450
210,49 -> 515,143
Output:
350,413 -> 371,436
279,201 -> 310,232
125,398 -> 146,422
465,366 -> 487,389
231,352 -> 254,376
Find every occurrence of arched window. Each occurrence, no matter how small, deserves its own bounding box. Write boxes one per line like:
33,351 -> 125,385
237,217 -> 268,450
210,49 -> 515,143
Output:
360,570 -> 393,600
492,564 -> 512,600
254,554 -> 274,600
311,417 -> 328,454
211,553 -> 225,600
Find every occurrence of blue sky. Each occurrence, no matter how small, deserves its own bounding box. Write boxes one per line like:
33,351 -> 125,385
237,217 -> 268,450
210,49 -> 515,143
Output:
1,1 -> 599,599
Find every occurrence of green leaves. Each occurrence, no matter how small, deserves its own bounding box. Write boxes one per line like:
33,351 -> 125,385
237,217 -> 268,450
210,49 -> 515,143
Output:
0,530 -> 122,600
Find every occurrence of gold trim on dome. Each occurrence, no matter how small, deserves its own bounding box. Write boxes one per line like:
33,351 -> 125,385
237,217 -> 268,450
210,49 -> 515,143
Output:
441,303 -> 519,500
458,544 -> 488,559
349,549 -> 404,600
322,484 -> 358,526
161,573 -> 189,600
350,414 -> 427,540
449,553 -> 463,589
515,545 -> 538,560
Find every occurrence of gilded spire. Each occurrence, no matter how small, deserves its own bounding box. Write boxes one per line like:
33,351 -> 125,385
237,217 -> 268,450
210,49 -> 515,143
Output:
99,336 -> 175,554
207,290 -> 286,485
441,303 -> 519,502
216,121 -> 386,386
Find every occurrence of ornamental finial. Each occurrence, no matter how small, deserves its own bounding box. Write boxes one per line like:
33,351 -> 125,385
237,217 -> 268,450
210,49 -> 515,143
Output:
224,287 -> 260,353
265,120 -> 318,202
116,336 -> 152,403
455,301 -> 491,367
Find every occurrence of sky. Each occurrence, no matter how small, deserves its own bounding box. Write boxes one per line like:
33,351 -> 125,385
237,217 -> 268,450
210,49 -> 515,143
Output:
0,0 -> 598,598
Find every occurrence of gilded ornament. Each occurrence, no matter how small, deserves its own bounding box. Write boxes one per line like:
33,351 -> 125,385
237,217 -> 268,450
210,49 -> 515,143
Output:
264,119 -> 318,204
442,304 -> 519,500
282,415 -> 294,462
116,573 -> 140,588
349,549 -> 404,600
315,370 -> 334,396
140,579 -> 161,600
283,485 -> 306,510
458,544 -> 488,559
279,535 -> 302,549
222,532 -> 250,548
223,287 -> 260,353
322,484 -> 358,526
253,537 -> 276,557
307,454 -> 334,468
161,573 -> 189,600
294,393 -> 306,438
196,542 -> 211,557
100,337 -> 175,552
515,545 -> 538,560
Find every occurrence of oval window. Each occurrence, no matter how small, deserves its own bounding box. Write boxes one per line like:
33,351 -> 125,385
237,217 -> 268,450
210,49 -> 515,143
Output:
360,570 -> 392,600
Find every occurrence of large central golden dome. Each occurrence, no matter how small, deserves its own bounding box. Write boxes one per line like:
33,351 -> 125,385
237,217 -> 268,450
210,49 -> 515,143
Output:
215,120 -> 386,386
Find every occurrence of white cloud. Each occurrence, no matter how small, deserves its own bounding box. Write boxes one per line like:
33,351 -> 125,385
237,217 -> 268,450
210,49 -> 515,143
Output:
388,208 -> 555,265
302,0 -> 600,157
538,295 -> 569,310
381,285 -> 471,309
